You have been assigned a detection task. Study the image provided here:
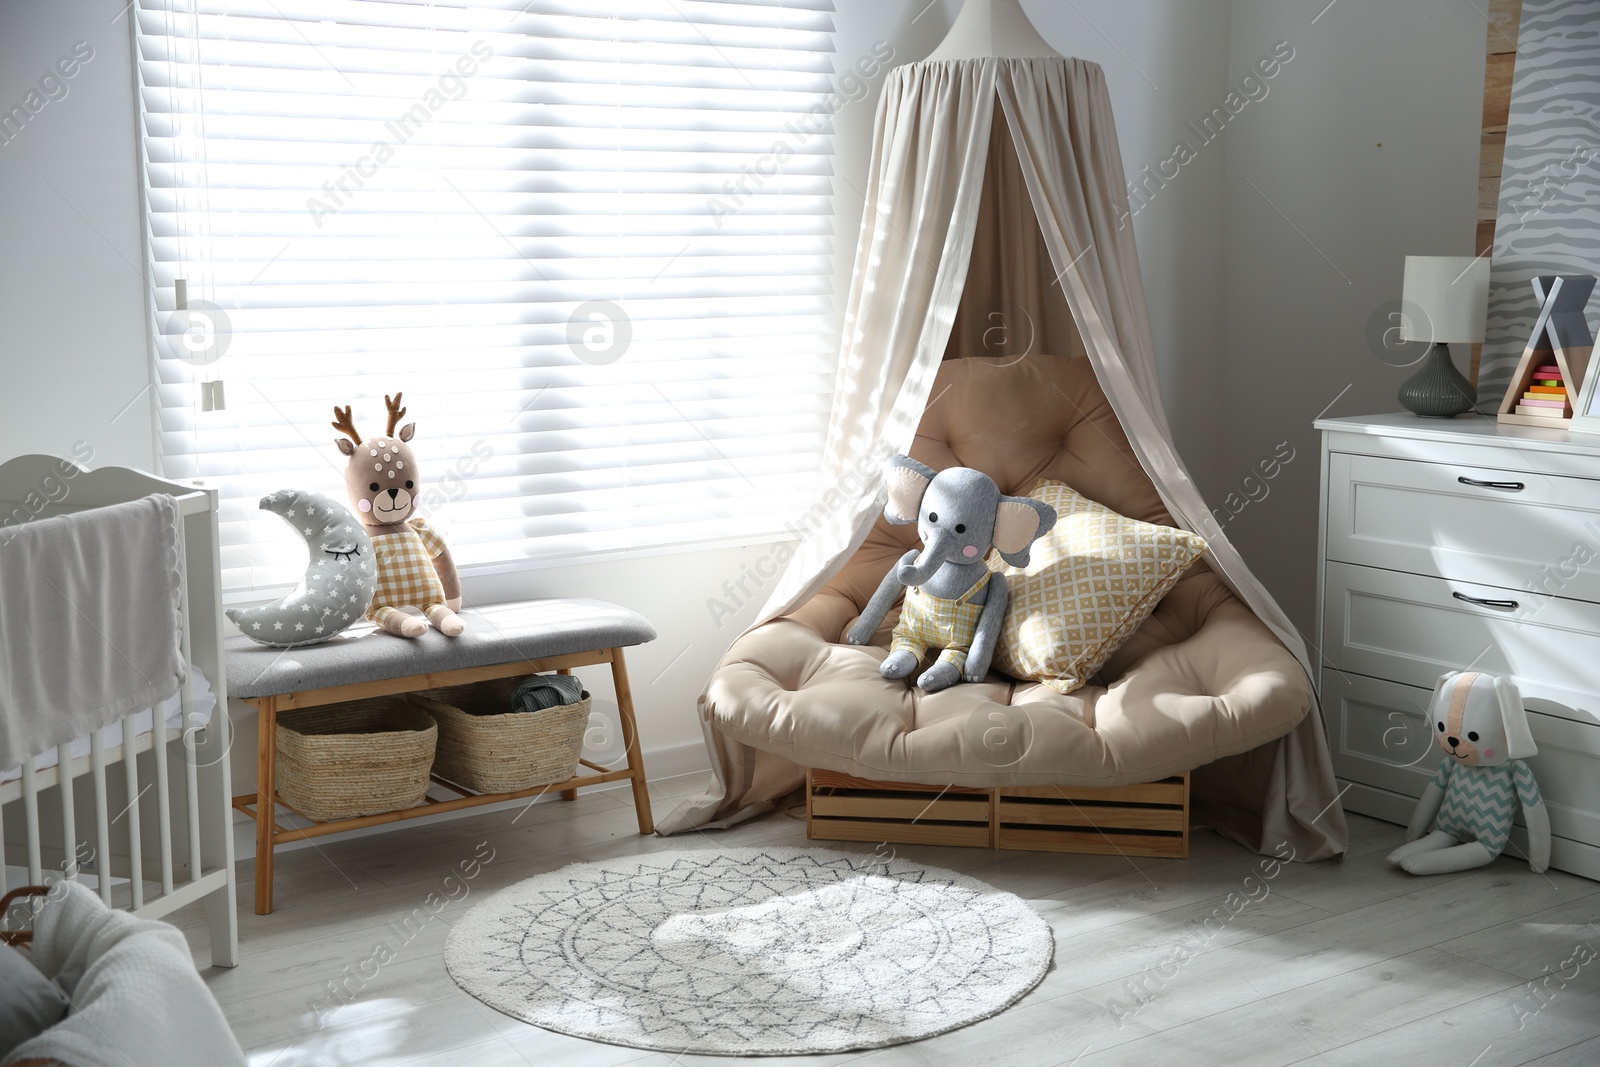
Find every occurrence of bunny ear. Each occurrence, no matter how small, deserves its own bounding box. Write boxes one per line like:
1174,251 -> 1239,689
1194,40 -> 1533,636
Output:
884,454 -> 935,525
1427,672 -> 1458,716
1494,675 -> 1538,759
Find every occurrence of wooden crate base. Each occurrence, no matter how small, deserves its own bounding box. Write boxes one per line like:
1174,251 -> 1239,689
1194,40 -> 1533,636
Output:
806,769 -> 1189,858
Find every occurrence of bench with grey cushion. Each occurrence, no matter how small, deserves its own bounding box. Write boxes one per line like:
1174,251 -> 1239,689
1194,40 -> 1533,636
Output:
227,599 -> 655,698
225,598 -> 657,914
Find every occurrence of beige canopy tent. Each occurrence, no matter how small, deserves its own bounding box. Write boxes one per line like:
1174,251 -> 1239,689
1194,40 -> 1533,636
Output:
659,0 -> 1348,862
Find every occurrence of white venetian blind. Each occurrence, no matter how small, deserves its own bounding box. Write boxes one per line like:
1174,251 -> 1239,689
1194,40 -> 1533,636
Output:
135,0 -> 839,592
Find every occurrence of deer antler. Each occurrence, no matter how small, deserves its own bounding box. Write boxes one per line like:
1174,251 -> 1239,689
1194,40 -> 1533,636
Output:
331,405 -> 362,447
385,393 -> 407,437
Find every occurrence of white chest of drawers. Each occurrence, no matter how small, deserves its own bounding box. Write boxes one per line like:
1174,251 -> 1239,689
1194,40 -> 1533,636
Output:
1316,413 -> 1600,881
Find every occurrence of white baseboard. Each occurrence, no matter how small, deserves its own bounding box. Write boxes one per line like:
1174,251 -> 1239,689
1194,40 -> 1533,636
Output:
235,738 -> 712,859
632,738 -> 716,782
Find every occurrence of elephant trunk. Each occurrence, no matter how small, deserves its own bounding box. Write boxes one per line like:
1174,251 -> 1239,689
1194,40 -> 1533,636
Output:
897,537 -> 952,586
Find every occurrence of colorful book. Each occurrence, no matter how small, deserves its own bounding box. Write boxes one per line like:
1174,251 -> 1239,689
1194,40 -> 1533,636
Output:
1519,396 -> 1567,408
1516,403 -> 1567,417
1528,385 -> 1568,396
1537,364 -> 1563,376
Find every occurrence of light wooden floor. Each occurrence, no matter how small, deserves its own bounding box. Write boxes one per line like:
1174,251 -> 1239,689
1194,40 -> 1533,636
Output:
170,772 -> 1600,1067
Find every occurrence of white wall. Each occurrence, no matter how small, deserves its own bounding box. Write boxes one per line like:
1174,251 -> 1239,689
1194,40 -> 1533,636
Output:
0,0 -> 1245,802
1023,0 -> 1235,491
1,1 -> 1489,793
1217,0 -> 1484,636
570,0 -> 1240,783
0,0 -> 155,472
593,0 -> 1242,785
712,0 -> 1488,694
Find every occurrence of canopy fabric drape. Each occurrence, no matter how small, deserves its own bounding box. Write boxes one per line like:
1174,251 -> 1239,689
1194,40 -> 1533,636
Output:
945,102 -> 1086,364
659,56 -> 1347,862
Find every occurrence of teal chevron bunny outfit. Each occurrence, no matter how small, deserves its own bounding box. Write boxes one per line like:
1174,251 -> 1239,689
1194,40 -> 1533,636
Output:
1388,671 -> 1550,876
1428,759 -> 1542,859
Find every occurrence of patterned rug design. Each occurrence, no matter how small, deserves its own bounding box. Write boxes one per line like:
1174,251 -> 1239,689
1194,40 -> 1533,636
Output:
444,846 -> 1054,1055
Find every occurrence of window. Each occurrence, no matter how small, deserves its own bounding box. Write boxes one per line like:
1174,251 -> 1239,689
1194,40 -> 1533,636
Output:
135,0 -> 838,592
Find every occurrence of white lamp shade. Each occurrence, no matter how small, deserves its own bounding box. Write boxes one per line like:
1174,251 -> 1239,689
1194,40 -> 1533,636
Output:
1401,255 -> 1490,343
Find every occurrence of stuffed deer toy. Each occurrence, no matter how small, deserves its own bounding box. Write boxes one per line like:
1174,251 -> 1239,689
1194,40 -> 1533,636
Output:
332,393 -> 465,638
846,454 -> 1056,692
1387,671 -> 1549,875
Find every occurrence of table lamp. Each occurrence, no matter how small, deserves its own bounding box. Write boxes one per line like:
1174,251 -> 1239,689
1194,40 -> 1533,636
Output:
1397,255 -> 1490,417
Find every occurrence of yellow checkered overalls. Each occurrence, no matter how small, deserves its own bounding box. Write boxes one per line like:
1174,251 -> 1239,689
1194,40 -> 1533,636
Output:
890,572 -> 991,674
368,516 -> 449,624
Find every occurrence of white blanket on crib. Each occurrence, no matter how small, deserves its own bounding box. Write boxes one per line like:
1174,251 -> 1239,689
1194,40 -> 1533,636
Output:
7,881 -> 245,1067
0,494 -> 187,769
0,668 -> 215,786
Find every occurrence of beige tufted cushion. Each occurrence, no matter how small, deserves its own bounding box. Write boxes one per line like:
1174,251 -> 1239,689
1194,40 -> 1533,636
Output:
705,354 -> 1310,787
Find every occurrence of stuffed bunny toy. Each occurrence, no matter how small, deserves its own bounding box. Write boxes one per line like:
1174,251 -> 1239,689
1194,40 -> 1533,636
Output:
331,393 -> 465,639
1387,671 -> 1549,875
845,454 -> 1056,692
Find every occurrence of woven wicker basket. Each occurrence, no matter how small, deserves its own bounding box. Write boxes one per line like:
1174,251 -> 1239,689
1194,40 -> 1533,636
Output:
411,676 -> 590,794
275,699 -> 437,822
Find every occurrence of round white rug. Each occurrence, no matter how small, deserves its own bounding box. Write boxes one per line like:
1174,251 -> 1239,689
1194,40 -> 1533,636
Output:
445,846 -> 1054,1055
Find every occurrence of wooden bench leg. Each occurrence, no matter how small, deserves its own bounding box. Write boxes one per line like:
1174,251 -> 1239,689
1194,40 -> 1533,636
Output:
556,668 -> 578,800
254,696 -> 277,915
610,649 -> 654,834
553,668 -> 579,799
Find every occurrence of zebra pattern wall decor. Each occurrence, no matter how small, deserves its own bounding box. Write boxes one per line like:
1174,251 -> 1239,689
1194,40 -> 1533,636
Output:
1481,0 -> 1600,407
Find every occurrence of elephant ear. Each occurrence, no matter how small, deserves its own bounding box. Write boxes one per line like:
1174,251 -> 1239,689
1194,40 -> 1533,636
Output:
1494,675 -> 1537,760
994,497 -> 1058,567
884,454 -> 936,525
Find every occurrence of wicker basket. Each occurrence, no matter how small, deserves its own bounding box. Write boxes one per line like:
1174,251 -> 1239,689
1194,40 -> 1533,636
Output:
411,676 -> 590,794
275,699 -> 437,822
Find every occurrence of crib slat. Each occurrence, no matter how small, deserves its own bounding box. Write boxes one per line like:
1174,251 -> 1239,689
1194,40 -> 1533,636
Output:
20,761 -> 41,886
154,701 -> 174,896
177,549 -> 203,888
90,730 -> 112,905
57,741 -> 76,881
185,721 -> 202,885
122,713 -> 144,909
0,788 -> 7,896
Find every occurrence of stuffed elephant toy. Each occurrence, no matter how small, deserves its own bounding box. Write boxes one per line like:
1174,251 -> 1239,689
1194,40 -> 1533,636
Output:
845,454 -> 1056,692
1387,671 -> 1550,875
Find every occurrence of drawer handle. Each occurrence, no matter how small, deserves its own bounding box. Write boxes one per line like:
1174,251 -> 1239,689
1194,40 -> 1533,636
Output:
1452,591 -> 1519,611
1457,476 -> 1525,491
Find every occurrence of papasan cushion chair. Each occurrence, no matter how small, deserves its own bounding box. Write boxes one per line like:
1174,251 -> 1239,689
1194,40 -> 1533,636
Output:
700,353 -> 1317,846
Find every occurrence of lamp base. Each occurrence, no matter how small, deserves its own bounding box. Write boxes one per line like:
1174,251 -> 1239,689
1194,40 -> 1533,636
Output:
1398,342 -> 1476,418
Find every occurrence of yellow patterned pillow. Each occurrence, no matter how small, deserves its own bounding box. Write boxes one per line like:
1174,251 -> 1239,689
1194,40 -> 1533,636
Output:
989,481 -> 1207,693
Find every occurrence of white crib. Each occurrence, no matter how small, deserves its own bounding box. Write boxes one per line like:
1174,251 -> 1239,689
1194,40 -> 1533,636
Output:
0,454 -> 238,967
